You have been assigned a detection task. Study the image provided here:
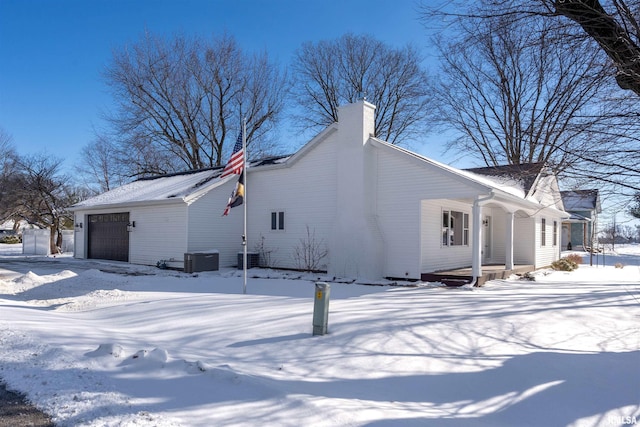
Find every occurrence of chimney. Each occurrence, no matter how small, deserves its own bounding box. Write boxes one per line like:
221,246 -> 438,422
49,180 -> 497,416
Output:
329,100 -> 383,280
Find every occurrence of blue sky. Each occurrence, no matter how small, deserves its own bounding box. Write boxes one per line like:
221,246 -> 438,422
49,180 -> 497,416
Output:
0,0 -> 446,171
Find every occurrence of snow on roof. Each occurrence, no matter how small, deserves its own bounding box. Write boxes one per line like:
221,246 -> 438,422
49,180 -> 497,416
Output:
561,189 -> 600,212
465,163 -> 544,197
71,168 -> 225,209
70,156 -> 295,210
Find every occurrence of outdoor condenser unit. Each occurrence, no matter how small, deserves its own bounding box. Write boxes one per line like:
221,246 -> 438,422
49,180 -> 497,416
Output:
237,252 -> 260,269
184,252 -> 219,273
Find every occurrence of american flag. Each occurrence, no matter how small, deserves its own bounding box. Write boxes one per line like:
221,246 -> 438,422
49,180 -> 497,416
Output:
220,128 -> 244,178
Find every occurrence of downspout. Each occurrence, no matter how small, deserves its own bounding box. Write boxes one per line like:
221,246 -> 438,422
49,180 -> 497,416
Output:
469,191 -> 496,287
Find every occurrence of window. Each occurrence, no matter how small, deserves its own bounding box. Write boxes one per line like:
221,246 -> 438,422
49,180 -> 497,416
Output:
541,218 -> 547,246
442,210 -> 469,246
271,211 -> 284,230
553,220 -> 558,246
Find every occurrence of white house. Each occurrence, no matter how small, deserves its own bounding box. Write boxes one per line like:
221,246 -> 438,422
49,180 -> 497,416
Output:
69,101 -> 568,283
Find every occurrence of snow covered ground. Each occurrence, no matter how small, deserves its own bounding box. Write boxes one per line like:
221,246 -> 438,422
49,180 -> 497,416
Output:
0,244 -> 638,427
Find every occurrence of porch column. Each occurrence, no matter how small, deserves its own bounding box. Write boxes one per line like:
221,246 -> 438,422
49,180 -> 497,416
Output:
472,202 -> 483,278
505,211 -> 514,270
472,193 -> 494,280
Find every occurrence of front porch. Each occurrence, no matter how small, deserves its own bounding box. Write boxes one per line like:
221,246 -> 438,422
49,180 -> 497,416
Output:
421,264 -> 535,287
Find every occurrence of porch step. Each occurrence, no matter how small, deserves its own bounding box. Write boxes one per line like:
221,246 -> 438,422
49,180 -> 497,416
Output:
421,273 -> 473,287
421,265 -> 535,287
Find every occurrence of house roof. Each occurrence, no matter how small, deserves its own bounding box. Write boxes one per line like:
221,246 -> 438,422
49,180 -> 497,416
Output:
560,189 -> 601,212
70,167 -> 226,210
71,129 -> 559,215
465,163 -> 546,198
70,155 -> 295,211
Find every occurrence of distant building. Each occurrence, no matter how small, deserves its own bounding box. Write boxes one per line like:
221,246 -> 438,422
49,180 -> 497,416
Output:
560,189 -> 601,251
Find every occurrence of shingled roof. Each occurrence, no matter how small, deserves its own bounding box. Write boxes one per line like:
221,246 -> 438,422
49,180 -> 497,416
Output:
465,163 -> 546,197
560,189 -> 601,212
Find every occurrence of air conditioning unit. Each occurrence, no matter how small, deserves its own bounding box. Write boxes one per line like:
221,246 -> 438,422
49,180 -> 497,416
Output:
237,252 -> 260,269
184,252 -> 219,273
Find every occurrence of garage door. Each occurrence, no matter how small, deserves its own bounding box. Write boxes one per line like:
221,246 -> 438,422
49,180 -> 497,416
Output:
88,213 -> 130,262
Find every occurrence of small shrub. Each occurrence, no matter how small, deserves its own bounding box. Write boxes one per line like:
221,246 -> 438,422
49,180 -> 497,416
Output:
551,258 -> 579,271
564,253 -> 583,265
519,272 -> 536,281
0,235 -> 21,244
615,263 -> 625,269
293,225 -> 328,272
254,234 -> 277,268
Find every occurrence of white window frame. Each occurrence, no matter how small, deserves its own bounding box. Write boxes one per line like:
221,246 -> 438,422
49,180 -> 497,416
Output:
541,218 -> 547,247
442,209 -> 469,247
270,211 -> 285,231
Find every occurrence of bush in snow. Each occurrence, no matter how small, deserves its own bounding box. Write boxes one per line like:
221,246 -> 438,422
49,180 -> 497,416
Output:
0,235 -> 20,244
551,257 -> 579,271
254,234 -> 277,268
564,253 -> 583,265
293,225 -> 328,272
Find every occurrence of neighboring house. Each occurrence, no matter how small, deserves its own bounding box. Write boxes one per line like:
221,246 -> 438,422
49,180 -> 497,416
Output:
560,189 -> 601,251
69,101 -> 568,282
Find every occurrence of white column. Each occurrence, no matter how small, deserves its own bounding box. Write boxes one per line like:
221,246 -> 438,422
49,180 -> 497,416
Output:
472,202 -> 483,278
505,211 -> 514,270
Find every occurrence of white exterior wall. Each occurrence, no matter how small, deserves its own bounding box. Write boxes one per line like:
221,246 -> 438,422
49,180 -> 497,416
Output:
514,216 -> 535,265
73,212 -> 86,258
375,145 -> 484,279
484,206 -> 506,264
330,102 -> 384,279
187,179 -> 244,268
247,136 -> 338,271
128,204 -> 188,267
419,199 -> 473,274
534,214 -> 563,268
73,204 -> 189,268
22,229 -> 50,255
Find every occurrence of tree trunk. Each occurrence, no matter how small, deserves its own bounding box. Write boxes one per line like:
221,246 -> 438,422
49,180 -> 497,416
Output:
49,225 -> 60,255
554,0 -> 640,96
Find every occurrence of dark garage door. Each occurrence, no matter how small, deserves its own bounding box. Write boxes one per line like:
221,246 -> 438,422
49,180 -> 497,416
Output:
88,213 -> 130,262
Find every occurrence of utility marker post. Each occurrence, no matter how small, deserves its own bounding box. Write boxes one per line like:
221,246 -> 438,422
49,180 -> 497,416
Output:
312,282 -> 330,335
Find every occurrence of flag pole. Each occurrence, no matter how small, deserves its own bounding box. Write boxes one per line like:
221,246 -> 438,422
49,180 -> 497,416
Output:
242,118 -> 248,295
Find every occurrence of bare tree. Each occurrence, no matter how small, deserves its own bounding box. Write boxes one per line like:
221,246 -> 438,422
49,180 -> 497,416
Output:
75,131 -> 129,193
103,32 -> 287,177
0,127 -> 18,209
9,154 -> 78,253
421,0 -> 640,96
291,33 -> 434,144
0,128 -> 21,232
554,0 -> 640,96
629,192 -> 640,218
434,15 -> 611,170
424,0 -> 640,210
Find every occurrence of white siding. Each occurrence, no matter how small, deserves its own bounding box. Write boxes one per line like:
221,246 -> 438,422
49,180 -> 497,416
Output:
247,136 -> 338,271
485,207 -> 506,264
73,212 -> 86,259
376,146 -> 481,278
530,174 -> 564,209
514,216 -> 535,265
129,204 -> 188,267
187,179 -> 244,268
74,204 -> 189,268
534,214 -> 563,268
419,200 -> 473,274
